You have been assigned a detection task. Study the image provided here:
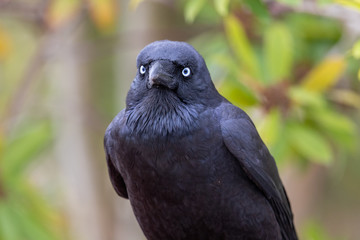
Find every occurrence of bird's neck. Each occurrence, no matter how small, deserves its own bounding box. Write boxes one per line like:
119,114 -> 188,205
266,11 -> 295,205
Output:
125,90 -> 200,137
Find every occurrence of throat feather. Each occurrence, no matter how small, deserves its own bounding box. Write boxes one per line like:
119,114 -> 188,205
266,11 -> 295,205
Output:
126,91 -> 199,136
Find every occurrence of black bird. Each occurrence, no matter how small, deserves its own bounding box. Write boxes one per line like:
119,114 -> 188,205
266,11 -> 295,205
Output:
104,40 -> 298,240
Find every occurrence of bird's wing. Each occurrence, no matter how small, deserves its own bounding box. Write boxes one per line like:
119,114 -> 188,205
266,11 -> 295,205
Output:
104,110 -> 128,199
218,103 -> 297,240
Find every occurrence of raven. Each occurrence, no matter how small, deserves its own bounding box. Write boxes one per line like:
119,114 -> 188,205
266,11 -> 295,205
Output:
104,40 -> 298,240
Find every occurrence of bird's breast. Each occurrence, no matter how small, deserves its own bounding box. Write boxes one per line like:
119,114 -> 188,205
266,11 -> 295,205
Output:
118,115 -> 227,195
115,115 -> 280,240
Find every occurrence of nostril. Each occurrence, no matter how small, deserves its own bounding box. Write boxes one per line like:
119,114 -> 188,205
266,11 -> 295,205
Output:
150,75 -> 159,83
148,75 -> 161,88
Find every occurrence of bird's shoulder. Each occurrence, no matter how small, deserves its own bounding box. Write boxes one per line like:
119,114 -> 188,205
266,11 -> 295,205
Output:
214,100 -> 253,126
214,100 -> 283,196
104,109 -> 128,143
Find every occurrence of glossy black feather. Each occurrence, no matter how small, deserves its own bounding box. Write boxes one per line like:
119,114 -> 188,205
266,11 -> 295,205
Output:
104,40 -> 298,240
218,103 -> 297,240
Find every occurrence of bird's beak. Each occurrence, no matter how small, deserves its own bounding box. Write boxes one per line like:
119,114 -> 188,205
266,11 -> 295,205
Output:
148,60 -> 177,90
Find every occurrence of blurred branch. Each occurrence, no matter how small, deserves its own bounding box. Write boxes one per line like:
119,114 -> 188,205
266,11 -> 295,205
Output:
298,2 -> 360,35
0,1 -> 49,132
0,0 -> 49,29
266,1 -> 360,36
2,39 -> 46,127
1,14 -> 84,133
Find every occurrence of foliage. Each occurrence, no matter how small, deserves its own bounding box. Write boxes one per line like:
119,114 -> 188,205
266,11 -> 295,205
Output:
303,220 -> 348,240
351,39 -> 360,81
182,0 -> 360,168
0,13 -> 67,240
0,121 -> 64,240
47,0 -> 117,32
0,0 -> 119,238
335,0 -> 360,10
180,2 -> 360,239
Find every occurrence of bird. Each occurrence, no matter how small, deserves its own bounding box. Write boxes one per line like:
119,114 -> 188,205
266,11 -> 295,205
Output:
104,40 -> 298,240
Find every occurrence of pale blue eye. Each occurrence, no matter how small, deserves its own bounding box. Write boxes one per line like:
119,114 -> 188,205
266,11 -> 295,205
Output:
140,65 -> 146,75
182,67 -> 191,77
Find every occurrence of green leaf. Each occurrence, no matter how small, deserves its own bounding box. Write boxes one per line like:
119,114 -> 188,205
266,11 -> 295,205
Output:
318,0 -> 334,4
303,220 -> 333,240
224,15 -> 262,82
335,0 -> 360,11
211,52 -> 261,94
243,0 -> 270,22
18,183 -> 62,234
214,0 -> 230,16
0,202 -> 23,240
286,14 -> 342,43
310,108 -> 356,150
288,124 -> 332,164
264,23 -> 293,83
257,108 -> 281,145
269,135 -> 291,166
184,0 -> 206,23
275,0 -> 301,6
351,39 -> 360,59
1,121 -> 52,182
289,87 -> 326,108
301,57 -> 345,92
10,201 -> 59,240
217,78 -> 258,107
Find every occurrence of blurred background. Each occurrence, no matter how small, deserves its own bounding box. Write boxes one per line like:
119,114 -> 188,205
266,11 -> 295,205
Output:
1,0 -> 360,239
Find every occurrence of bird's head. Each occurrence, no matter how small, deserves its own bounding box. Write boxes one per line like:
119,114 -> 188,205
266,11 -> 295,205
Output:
126,40 -> 220,108
125,40 -> 222,136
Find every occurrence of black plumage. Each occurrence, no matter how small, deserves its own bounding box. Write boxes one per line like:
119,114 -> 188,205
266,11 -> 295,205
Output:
104,40 -> 298,240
